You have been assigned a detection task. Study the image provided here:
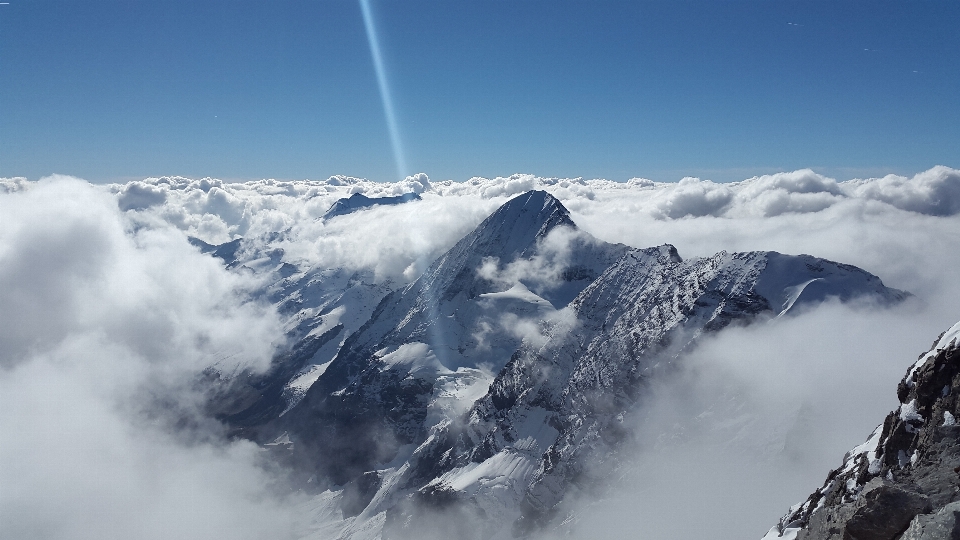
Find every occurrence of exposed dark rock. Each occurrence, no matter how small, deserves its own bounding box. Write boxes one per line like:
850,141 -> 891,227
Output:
768,322 -> 960,540
901,501 -> 960,540
188,236 -> 242,266
844,479 -> 931,540
204,324 -> 343,441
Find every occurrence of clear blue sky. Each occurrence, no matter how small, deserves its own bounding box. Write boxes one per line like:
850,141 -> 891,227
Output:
1,1 -> 958,183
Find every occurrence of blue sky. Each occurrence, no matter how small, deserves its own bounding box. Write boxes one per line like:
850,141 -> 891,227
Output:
1,0 -> 958,183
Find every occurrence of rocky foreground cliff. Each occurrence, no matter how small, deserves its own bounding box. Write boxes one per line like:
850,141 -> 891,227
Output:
765,321 -> 960,540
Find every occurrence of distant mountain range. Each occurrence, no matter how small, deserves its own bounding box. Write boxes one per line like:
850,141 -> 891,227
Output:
323,192 -> 421,220
200,190 -> 909,539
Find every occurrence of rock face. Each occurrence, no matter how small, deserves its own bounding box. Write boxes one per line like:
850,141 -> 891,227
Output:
764,321 -> 960,540
901,501 -> 960,540
200,191 -> 910,539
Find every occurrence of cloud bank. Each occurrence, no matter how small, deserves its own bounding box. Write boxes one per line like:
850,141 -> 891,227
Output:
0,177 -> 299,540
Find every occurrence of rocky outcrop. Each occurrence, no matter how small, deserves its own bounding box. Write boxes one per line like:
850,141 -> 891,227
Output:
901,501 -> 960,540
765,321 -> 960,540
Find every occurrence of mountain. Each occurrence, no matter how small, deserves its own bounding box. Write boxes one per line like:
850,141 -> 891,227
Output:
323,192 -> 421,220
206,266 -> 395,441
199,190 -> 909,539
188,236 -> 242,265
381,247 -> 908,539
276,190 -> 630,485
764,321 -> 960,540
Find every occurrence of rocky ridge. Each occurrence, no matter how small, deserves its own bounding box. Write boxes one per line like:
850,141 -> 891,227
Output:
764,321 -> 960,540
386,243 -> 908,539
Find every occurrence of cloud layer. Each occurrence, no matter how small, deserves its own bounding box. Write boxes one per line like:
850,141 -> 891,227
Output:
0,177 -> 299,540
2,166 -> 959,539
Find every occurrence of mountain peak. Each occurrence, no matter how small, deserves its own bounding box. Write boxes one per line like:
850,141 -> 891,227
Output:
465,190 -> 575,260
323,191 -> 421,220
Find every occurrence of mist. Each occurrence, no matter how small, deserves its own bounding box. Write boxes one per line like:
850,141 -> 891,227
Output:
2,167 -> 959,539
0,177 -> 302,540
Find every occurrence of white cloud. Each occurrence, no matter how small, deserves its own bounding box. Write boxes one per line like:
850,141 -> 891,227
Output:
0,176 -> 32,193
650,176 -> 735,219
729,169 -> 844,217
0,176 -> 297,540
117,181 -> 167,211
475,173 -> 538,199
844,165 -> 960,216
476,225 -> 589,293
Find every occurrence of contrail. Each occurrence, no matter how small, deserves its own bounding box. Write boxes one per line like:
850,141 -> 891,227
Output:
359,0 -> 408,181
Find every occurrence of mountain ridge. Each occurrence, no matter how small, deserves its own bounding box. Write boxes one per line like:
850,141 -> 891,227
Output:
764,321 -> 960,540
196,190 -> 912,539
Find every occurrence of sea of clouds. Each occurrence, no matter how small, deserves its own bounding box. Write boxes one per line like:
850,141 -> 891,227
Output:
1,166 -> 959,539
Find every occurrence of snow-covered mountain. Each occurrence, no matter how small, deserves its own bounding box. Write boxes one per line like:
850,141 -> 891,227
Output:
201,190 -> 909,539
764,321 -> 960,540
276,191 -> 630,485
383,245 -> 907,539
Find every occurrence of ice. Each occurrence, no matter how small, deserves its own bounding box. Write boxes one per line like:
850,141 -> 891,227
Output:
478,282 -> 554,306
841,424 -> 883,476
776,278 -> 824,317
899,399 -> 924,432
280,362 -> 333,416
425,367 -> 495,430
509,406 -> 560,454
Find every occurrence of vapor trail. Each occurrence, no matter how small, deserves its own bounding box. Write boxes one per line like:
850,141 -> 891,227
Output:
359,0 -> 408,181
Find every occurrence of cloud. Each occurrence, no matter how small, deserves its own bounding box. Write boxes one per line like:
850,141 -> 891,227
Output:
474,173 -> 538,199
0,176 -> 298,540
106,166 -> 960,286
0,176 -> 30,193
401,172 -> 431,194
844,165 -> 960,216
730,169 -> 844,217
650,176 -> 735,219
117,181 -> 167,211
476,225 -> 589,293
